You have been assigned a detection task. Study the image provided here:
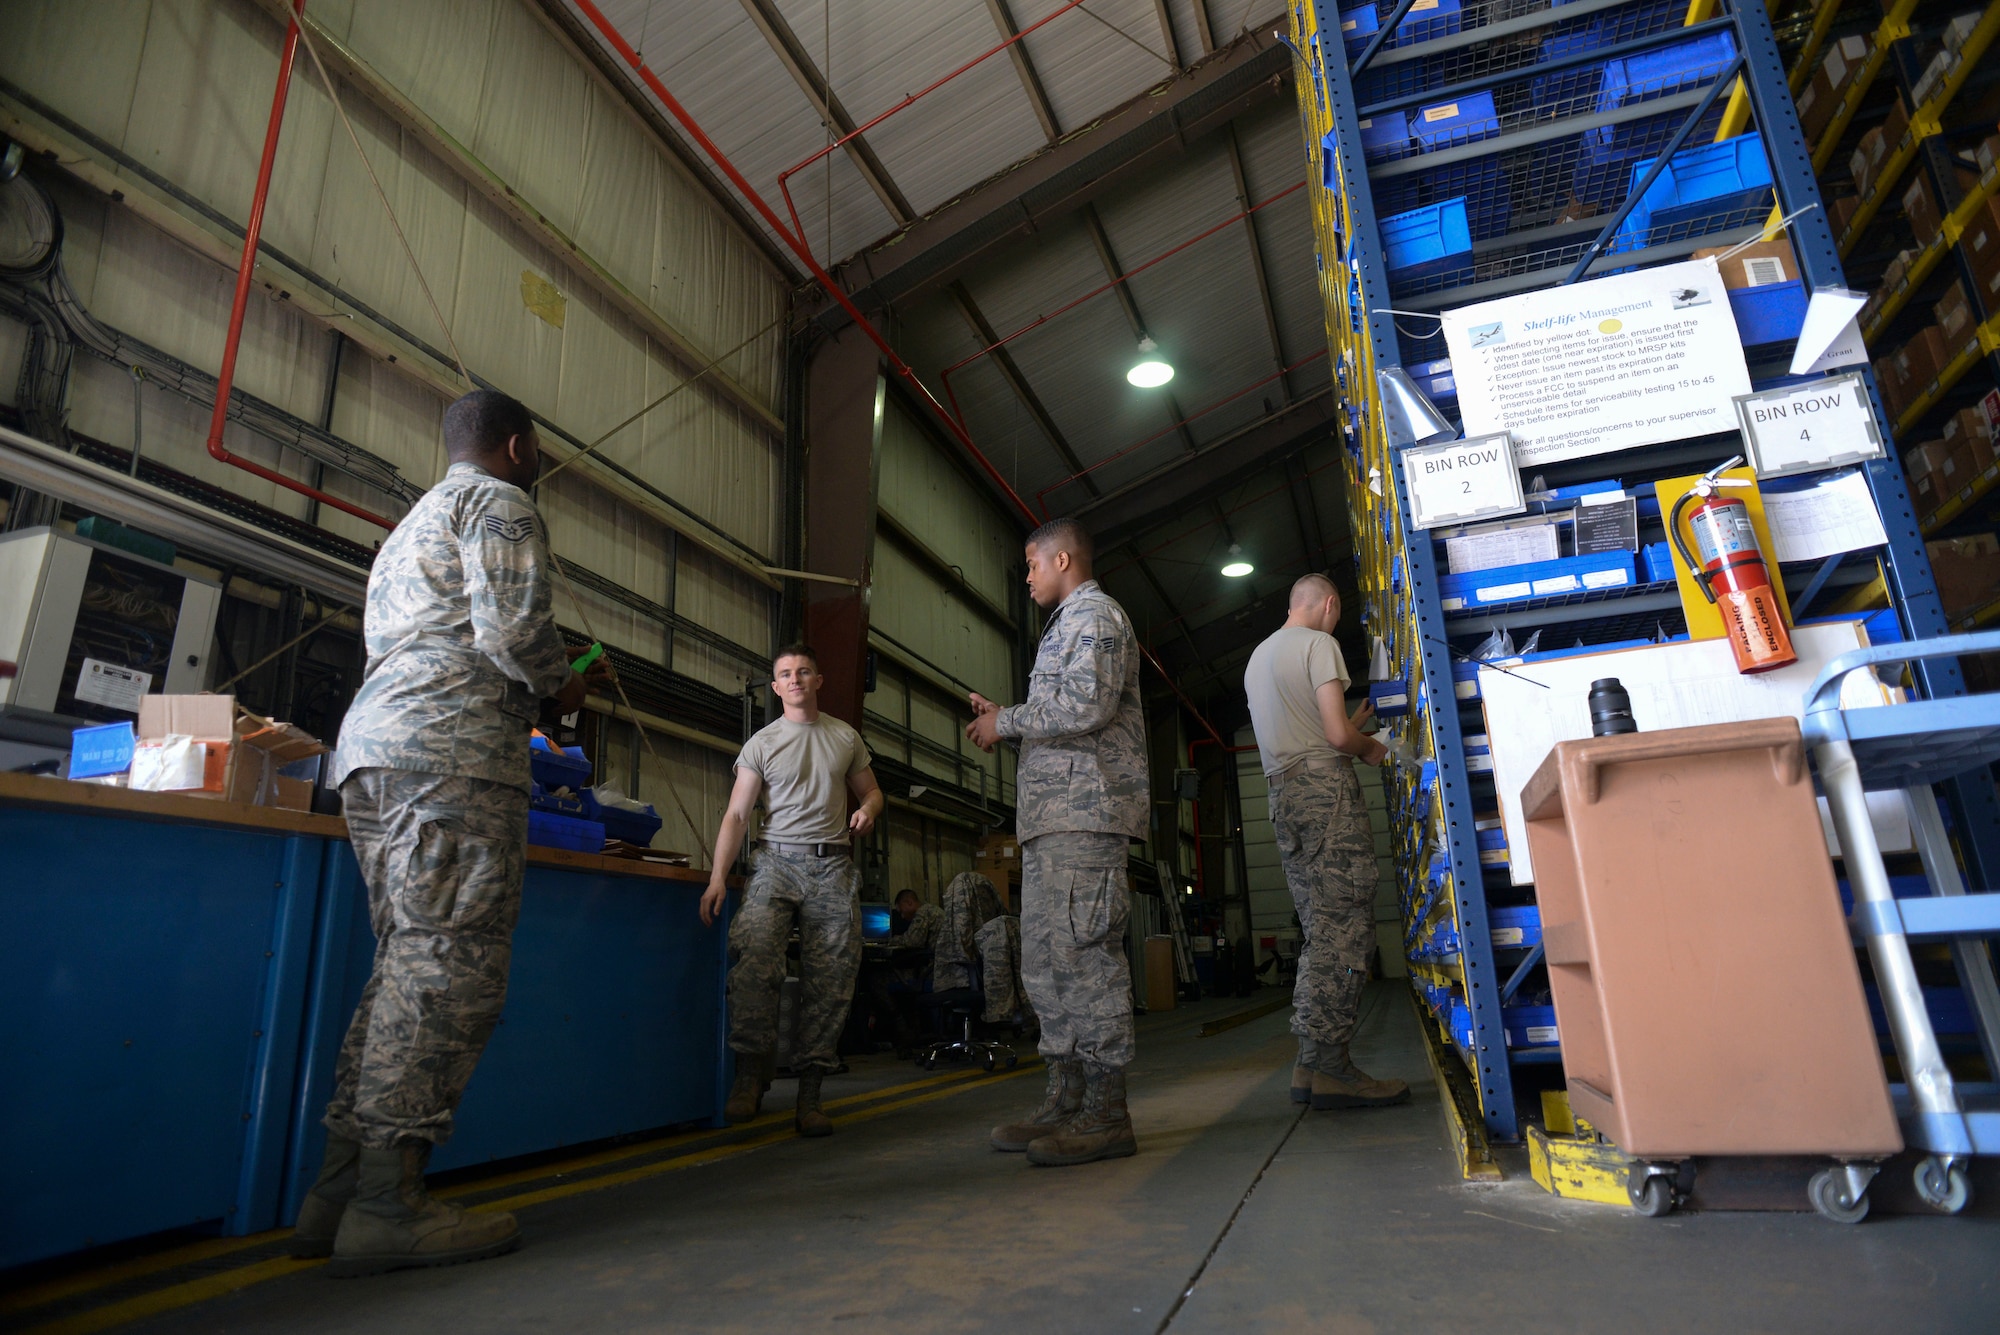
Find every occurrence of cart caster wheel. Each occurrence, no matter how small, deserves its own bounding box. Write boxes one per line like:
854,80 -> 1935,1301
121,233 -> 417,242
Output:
1627,1170 -> 1675,1218
1809,1168 -> 1870,1224
1915,1157 -> 1972,1214
1005,1053 -> 1019,1070
922,1055 -> 937,1071
982,1052 -> 996,1072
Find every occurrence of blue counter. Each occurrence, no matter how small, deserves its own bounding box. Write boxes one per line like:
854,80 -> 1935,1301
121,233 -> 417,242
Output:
0,775 -> 727,1271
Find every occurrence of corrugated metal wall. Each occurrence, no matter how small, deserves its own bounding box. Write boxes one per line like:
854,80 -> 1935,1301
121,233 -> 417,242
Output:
0,0 -> 793,841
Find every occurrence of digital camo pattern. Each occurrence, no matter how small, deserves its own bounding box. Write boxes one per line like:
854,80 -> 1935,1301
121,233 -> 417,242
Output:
333,462 -> 574,793
323,768 -> 530,1149
934,871 -> 1004,990
997,580 -> 1149,842
726,848 -> 862,1075
890,901 -> 943,950
1269,763 -> 1377,1058
974,913 -> 1034,1026
1020,831 -> 1134,1069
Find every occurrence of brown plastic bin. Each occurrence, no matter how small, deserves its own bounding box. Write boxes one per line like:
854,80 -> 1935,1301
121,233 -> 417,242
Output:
1521,717 -> 1900,1159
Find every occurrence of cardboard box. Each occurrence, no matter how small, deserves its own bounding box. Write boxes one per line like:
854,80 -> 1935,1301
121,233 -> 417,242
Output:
1143,936 -> 1178,1012
1978,133 -> 2000,176
131,695 -> 325,809
1851,128 -> 1888,197
1936,280 -> 1974,344
1960,192 -> 2000,305
1906,439 -> 1946,510
1927,534 -> 2000,616
1801,35 -> 1870,143
1905,174 -> 1942,247
1890,325 -> 1949,407
1945,406 -> 1998,474
1693,238 -> 1797,289
1875,354 -> 1909,421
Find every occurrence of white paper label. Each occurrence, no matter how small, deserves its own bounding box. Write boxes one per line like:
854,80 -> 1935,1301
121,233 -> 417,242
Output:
1581,568 -> 1629,588
1492,927 -> 1524,946
1476,580 -> 1533,602
1735,372 -> 1886,478
1442,260 -> 1753,467
1526,1025 -> 1559,1044
1402,431 -> 1525,530
1531,574 -> 1579,595
74,658 -> 152,713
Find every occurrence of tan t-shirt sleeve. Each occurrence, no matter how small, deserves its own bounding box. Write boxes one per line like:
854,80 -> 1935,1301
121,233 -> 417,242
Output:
849,731 -> 873,776
1308,635 -> 1350,694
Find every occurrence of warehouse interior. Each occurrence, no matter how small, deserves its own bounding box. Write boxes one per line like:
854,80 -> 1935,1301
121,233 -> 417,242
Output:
4,0 -> 2000,1329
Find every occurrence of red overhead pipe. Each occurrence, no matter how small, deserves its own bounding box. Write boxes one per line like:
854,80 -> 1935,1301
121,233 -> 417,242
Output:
774,0 -> 1094,260
938,179 -> 1307,430
570,0 -> 1037,526
206,0 -> 396,531
1034,350 -> 1326,515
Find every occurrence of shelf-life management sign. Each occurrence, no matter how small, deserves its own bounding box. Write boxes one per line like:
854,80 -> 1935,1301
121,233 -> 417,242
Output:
1440,258 -> 1753,467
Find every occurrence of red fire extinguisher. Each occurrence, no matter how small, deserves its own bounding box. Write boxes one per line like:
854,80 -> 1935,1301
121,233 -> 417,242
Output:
1669,456 -> 1797,675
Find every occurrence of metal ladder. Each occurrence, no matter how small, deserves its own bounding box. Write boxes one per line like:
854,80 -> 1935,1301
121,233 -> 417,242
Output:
1805,631 -> 2000,1214
1154,859 -> 1199,994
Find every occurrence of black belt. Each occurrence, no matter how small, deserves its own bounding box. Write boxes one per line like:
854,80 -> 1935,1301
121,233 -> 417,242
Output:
757,840 -> 849,858
1266,754 -> 1353,788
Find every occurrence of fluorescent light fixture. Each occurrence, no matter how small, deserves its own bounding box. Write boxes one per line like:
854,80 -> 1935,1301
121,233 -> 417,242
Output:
1127,334 -> 1173,388
1221,543 -> 1254,578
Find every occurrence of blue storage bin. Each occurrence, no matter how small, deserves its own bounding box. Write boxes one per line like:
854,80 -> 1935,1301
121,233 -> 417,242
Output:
1488,904 -> 1541,949
1642,540 -> 1676,583
1406,356 -> 1457,402
530,781 -> 586,816
1378,157 -> 1511,240
1447,1000 -> 1475,1054
1394,0 -> 1462,47
529,734 -> 591,790
580,789 -> 663,848
1411,91 -> 1499,154
69,722 -> 135,779
1595,31 -> 1736,117
1382,198 -> 1473,278
1613,133 -> 1774,251
1357,112 -> 1410,163
1504,1004 -> 1560,1048
1728,280 -> 1809,344
1451,659 -> 1482,701
1438,550 -> 1637,610
1369,678 -> 1412,717
527,809 -> 606,853
1339,4 -> 1377,53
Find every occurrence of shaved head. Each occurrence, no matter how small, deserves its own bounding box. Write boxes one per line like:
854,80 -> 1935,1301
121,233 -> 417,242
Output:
1027,517 -> 1092,564
1289,573 -> 1338,609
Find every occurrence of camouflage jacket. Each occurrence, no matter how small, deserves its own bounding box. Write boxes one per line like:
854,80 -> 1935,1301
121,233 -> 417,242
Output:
332,462 -> 573,792
934,872 -> 1004,991
997,580 -> 1148,842
890,901 -> 944,950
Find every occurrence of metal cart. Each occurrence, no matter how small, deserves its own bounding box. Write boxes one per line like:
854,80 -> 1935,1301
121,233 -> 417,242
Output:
1804,631 -> 2000,1220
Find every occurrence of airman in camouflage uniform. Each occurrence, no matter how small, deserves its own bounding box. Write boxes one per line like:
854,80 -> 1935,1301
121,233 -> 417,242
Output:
292,390 -> 594,1277
973,912 -> 1035,1028
969,518 -> 1147,1167
889,896 -> 944,950
1244,573 -> 1408,1113
701,644 -> 883,1137
933,871 -> 1005,990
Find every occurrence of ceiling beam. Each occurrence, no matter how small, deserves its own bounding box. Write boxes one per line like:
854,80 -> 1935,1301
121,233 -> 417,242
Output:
809,22 -> 1292,329
1078,204 -> 1200,455
1151,0 -> 1185,69
946,282 -> 1095,489
982,0 -> 1063,143
735,0 -> 914,226
1224,122 -> 1291,404
1073,391 -> 1335,552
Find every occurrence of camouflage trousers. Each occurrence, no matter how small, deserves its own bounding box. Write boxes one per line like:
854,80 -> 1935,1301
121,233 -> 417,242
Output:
1269,760 -> 1376,1060
324,768 -> 528,1150
973,913 -> 1035,1027
726,847 -> 861,1075
1021,831 -> 1134,1069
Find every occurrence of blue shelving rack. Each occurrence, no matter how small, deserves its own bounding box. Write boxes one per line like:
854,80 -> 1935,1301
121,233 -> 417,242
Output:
1286,0 -> 2000,1146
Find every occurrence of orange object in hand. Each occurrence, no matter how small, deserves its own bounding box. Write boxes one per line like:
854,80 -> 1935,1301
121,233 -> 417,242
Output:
1670,457 -> 1797,675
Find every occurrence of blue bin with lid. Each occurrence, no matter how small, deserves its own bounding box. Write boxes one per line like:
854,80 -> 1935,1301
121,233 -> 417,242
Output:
529,734 -> 591,790
528,809 -> 606,853
1504,1004 -> 1560,1048
1382,197 -> 1473,280
1488,904 -> 1542,949
580,788 -> 664,848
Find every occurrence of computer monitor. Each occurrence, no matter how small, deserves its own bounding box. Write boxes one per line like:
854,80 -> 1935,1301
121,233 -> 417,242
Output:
861,903 -> 893,943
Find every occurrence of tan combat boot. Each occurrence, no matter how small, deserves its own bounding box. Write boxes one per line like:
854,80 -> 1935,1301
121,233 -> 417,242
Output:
288,1135 -> 359,1258
1309,1045 -> 1410,1110
1026,1063 -> 1136,1167
1291,1038 -> 1319,1106
795,1072 -> 833,1137
324,1142 -> 521,1278
724,1065 -> 768,1123
990,1060 -> 1083,1152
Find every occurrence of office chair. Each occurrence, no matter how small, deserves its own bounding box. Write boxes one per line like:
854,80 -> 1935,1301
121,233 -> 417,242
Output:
916,964 -> 1019,1072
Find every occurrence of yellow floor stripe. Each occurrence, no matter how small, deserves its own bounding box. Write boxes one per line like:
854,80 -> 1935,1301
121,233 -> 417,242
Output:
24,1256 -> 326,1335
436,1063 -> 998,1199
17,1061 -> 1042,1335
0,1231 -> 289,1317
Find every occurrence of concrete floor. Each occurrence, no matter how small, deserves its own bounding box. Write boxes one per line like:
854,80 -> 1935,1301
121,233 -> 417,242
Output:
104,985 -> 2000,1334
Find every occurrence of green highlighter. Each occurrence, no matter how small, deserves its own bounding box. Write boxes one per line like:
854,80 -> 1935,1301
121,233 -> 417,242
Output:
570,642 -> 604,674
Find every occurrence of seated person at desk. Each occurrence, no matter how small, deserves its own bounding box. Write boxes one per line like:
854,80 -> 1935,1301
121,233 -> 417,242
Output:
862,890 -> 936,1057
